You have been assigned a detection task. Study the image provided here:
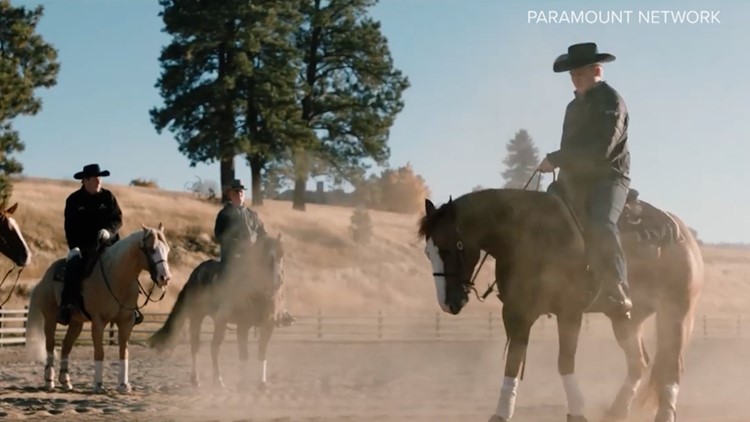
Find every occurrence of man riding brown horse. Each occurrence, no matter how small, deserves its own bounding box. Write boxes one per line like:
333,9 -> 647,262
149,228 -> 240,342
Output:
538,42 -> 632,317
215,179 -> 294,327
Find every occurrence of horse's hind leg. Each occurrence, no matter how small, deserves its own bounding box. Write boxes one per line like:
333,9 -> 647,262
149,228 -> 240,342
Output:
43,317 -> 57,391
58,321 -> 84,391
210,317 -> 228,388
189,315 -> 202,387
650,305 -> 693,422
557,311 -> 587,422
604,308 -> 652,422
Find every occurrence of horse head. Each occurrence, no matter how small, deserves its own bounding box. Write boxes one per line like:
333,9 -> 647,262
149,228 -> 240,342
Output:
0,201 -> 31,267
418,196 -> 481,315
252,232 -> 285,296
138,222 -> 172,288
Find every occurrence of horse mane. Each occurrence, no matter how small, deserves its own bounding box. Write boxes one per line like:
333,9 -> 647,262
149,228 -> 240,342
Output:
100,226 -> 160,266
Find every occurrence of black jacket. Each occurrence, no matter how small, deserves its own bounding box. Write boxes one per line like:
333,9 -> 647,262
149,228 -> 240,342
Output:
64,187 -> 123,250
547,81 -> 630,184
214,203 -> 267,258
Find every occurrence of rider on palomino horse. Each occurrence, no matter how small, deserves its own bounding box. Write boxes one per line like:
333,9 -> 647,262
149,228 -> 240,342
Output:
537,42 -> 632,317
57,164 -> 142,325
215,179 -> 294,327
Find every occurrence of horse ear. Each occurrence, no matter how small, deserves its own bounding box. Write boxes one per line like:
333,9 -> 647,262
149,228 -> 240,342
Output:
5,202 -> 18,214
158,222 -> 164,232
448,195 -> 453,203
425,199 -> 436,216
141,223 -> 148,232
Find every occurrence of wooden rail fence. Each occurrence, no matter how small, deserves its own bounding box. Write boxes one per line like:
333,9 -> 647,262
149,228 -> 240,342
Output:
0,307 -> 747,347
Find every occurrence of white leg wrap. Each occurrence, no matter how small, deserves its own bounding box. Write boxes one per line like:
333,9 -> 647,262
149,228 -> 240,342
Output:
119,359 -> 128,385
561,373 -> 585,416
94,360 -> 103,384
495,376 -> 519,420
261,360 -> 267,383
661,382 -> 679,410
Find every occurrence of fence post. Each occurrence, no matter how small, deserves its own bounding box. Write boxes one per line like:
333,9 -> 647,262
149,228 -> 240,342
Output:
738,315 -> 742,338
435,312 -> 440,339
23,305 -> 28,329
377,310 -> 383,340
317,310 -> 322,339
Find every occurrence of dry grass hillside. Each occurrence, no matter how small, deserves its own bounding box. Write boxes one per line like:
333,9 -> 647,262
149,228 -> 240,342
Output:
1,176 -> 749,318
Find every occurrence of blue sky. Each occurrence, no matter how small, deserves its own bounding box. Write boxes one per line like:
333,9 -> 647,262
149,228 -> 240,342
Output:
9,0 -> 749,243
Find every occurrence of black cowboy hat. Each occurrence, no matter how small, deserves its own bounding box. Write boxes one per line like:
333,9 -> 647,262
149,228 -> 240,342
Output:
553,42 -> 616,73
74,163 -> 110,180
225,179 -> 247,191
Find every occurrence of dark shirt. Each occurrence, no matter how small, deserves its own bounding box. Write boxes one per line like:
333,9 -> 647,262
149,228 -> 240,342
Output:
547,81 -> 631,184
214,202 -> 267,259
64,187 -> 123,250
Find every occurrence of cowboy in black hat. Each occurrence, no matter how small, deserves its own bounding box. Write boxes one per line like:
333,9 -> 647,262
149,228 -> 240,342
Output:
538,42 -> 633,316
57,164 -> 125,325
214,179 -> 294,327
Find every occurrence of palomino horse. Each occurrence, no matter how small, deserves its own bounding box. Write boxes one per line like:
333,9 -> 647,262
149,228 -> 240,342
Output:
148,233 -> 285,391
25,224 -> 172,393
417,188 -> 703,422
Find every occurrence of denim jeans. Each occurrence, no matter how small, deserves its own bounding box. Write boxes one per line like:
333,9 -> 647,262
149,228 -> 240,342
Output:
582,178 -> 629,288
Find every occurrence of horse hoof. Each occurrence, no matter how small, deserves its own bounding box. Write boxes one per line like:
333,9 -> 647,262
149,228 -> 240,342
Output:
117,383 -> 132,394
44,381 -> 55,391
61,382 -> 73,392
487,415 -> 507,422
93,383 -> 105,394
567,415 -> 588,422
213,378 -> 225,389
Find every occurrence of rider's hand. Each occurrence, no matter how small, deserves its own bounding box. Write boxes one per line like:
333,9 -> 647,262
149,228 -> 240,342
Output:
97,229 -> 111,242
537,157 -> 556,173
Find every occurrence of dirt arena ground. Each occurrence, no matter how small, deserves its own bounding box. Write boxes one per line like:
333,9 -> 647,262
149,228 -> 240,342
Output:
0,335 -> 748,422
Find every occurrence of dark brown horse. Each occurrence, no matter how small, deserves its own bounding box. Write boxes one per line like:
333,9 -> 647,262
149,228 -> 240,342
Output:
147,233 -> 286,391
417,187 -> 703,422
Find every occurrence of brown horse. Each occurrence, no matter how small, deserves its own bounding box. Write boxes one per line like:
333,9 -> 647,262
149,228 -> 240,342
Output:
417,187 -> 703,422
147,233 -> 286,391
0,201 -> 32,265
25,224 -> 173,393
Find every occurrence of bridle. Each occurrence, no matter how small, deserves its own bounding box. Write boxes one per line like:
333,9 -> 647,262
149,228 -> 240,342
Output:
99,234 -> 167,313
431,237 -> 495,303
430,169 -> 558,303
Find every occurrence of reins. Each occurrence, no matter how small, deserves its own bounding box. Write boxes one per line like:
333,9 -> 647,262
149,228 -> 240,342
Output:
98,244 -> 167,314
0,264 -> 23,307
468,169 -> 557,303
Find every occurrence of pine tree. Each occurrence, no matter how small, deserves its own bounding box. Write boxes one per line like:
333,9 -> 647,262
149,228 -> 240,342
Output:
0,1 -> 59,201
501,129 -> 542,189
290,0 -> 409,210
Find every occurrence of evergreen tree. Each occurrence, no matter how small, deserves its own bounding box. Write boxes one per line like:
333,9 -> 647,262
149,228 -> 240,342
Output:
501,129 -> 542,189
291,0 -> 409,210
0,0 -> 59,201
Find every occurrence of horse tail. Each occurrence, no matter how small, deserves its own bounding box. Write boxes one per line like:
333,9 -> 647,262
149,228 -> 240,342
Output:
25,281 -> 47,362
147,263 -> 208,352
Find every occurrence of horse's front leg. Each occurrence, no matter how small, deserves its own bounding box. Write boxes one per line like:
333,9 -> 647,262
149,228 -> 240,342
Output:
116,317 -> 135,393
58,321 -> 84,391
90,318 -> 106,393
236,320 -> 251,390
210,317 -> 228,388
488,309 -> 533,422
43,316 -> 57,391
257,318 -> 275,392
557,311 -> 587,422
